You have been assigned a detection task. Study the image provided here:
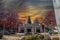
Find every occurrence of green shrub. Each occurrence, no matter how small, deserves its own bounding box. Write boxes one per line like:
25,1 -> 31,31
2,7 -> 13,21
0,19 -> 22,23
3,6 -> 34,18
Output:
44,35 -> 51,40
53,32 -> 58,34
21,37 -> 26,40
22,34 -> 44,40
39,35 -> 44,39
30,36 -> 35,40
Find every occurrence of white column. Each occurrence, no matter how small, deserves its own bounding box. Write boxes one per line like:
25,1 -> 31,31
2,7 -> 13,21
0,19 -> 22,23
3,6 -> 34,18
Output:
18,27 -> 21,33
40,26 -> 43,33
24,28 -> 27,35
35,27 -> 36,33
32,27 -> 34,34
39,24 -> 42,33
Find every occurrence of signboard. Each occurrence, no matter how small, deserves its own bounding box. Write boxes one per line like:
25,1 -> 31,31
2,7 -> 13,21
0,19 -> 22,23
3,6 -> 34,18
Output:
53,0 -> 60,39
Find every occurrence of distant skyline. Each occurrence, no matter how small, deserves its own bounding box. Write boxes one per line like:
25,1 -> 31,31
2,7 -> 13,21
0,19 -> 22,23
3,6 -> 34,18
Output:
3,0 -> 54,23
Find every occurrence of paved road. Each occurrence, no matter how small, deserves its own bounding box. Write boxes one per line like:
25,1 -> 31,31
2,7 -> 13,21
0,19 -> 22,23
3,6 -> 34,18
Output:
0,33 -> 59,40
3,35 -> 24,40
50,35 -> 59,40
1,33 -> 25,40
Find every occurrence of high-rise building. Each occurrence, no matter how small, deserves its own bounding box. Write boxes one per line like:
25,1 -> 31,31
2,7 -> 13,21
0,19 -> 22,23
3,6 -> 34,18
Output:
53,0 -> 60,7
53,0 -> 60,39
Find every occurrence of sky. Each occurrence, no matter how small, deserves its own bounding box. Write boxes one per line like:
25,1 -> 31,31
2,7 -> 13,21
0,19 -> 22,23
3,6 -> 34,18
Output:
3,0 -> 54,23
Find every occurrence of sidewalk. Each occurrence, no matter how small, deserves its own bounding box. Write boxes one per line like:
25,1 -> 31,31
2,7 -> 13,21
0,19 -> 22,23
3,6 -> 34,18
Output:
0,39 -> 3,40
2,33 -> 25,40
3,35 -> 23,40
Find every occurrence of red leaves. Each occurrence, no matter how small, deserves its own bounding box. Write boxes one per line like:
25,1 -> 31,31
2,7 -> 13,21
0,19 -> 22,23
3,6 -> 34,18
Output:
43,11 -> 56,27
48,11 -> 55,18
6,19 -> 10,28
0,17 -> 17,28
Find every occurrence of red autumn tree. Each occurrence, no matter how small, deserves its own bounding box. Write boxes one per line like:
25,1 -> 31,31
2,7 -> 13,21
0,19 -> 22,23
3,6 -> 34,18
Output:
43,11 -> 57,28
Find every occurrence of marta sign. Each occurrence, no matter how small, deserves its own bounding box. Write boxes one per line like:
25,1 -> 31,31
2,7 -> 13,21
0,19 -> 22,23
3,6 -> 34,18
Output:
53,0 -> 60,39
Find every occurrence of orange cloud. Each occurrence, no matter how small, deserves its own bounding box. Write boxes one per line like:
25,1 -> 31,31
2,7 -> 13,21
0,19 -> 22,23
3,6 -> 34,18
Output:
17,5 -> 49,23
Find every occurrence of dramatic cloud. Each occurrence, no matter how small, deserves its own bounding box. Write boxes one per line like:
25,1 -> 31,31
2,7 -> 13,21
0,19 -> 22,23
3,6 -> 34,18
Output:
3,0 -> 25,9
3,0 -> 53,9
3,0 -> 54,23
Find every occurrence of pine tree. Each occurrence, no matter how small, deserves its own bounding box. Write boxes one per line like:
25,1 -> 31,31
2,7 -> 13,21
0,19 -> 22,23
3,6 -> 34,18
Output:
34,18 -> 39,24
27,16 -> 32,24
